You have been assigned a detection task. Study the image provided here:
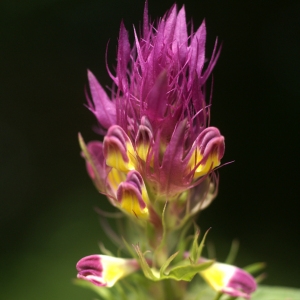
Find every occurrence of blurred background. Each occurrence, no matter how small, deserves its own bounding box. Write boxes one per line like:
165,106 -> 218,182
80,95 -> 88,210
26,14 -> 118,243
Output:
1,0 -> 299,299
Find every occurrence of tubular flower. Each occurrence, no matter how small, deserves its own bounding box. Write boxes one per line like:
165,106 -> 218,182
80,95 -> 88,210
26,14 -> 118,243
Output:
84,2 -> 225,204
76,255 -> 140,287
117,170 -> 150,219
199,261 -> 257,299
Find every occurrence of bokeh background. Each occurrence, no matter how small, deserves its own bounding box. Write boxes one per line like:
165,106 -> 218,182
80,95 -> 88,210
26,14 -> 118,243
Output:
1,0 -> 299,299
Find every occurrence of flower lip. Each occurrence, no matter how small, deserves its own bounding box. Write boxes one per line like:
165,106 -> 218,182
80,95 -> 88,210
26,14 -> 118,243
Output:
197,127 -> 225,160
76,255 -> 103,273
76,255 -> 106,286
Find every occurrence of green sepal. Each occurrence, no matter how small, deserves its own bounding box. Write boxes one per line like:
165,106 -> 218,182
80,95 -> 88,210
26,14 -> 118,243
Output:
167,259 -> 214,281
133,244 -> 158,281
190,227 -> 200,263
159,251 -> 179,277
122,237 -> 138,259
224,239 -> 239,264
99,242 -> 114,256
197,228 -> 211,259
243,262 -> 266,274
133,242 -> 214,283
243,262 -> 267,284
190,227 -> 211,263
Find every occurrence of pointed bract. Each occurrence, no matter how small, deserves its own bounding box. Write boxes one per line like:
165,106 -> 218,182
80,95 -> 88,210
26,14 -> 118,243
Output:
87,70 -> 116,129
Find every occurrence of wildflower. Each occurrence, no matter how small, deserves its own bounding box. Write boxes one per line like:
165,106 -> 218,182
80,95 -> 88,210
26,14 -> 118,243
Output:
83,2 -> 225,219
76,4 -> 259,300
76,255 -> 140,287
199,261 -> 257,299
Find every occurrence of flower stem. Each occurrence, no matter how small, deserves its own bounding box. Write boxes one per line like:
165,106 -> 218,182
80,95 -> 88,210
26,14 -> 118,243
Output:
213,292 -> 223,300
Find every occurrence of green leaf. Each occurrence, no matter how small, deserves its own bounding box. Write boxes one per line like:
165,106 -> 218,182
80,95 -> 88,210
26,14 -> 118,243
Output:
187,282 -> 300,300
168,260 -> 214,281
252,285 -> 300,300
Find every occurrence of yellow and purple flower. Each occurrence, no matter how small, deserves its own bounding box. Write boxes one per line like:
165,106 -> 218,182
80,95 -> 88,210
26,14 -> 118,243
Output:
81,3 -> 225,222
76,255 -> 140,287
200,261 -> 257,299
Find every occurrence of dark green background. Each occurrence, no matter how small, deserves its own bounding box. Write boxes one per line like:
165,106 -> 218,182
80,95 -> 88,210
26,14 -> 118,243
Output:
1,0 -> 299,299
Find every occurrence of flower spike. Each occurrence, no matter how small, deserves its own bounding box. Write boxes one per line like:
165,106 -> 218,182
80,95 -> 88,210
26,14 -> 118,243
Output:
76,255 -> 139,287
74,5 -> 255,300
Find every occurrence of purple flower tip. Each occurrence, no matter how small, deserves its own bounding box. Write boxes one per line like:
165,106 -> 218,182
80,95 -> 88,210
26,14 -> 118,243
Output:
76,255 -> 105,286
76,255 -> 140,287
